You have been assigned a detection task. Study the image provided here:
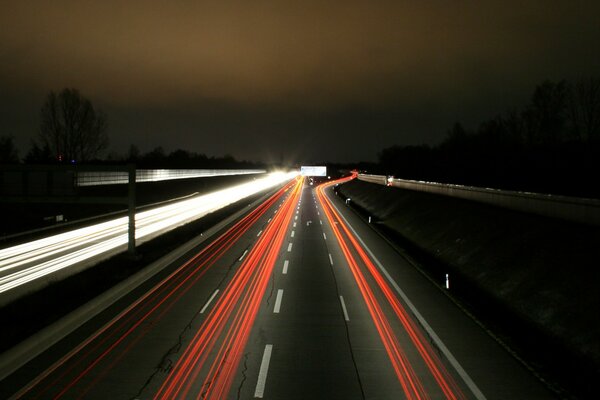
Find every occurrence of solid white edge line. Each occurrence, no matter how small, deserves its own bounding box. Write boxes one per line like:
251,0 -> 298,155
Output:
329,192 -> 488,400
273,289 -> 284,313
283,260 -> 289,274
328,253 -> 334,266
239,249 -> 248,261
339,295 -> 350,321
200,290 -> 219,314
287,243 -> 293,252
254,344 -> 273,398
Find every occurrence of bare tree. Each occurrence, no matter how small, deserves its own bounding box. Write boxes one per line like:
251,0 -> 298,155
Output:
39,88 -> 108,162
567,77 -> 600,142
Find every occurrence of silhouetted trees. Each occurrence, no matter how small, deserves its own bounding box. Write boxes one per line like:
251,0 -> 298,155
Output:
0,135 -> 19,164
23,141 -> 53,164
113,145 -> 263,169
38,88 -> 108,163
567,77 -> 600,143
378,78 -> 600,198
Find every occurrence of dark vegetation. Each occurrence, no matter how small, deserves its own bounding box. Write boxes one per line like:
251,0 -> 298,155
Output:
0,86 -> 264,170
337,179 -> 599,399
375,78 -> 600,198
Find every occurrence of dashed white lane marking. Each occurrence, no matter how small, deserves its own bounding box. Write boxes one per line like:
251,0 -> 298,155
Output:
328,253 -> 334,265
317,211 -> 320,216
268,218 -> 271,223
320,220 -> 323,225
287,243 -> 293,252
323,232 -> 327,240
293,222 -> 296,228
296,210 -> 299,214
339,296 -> 350,321
257,230 -> 262,237
239,249 -> 248,261
200,290 -> 219,314
282,260 -> 289,274
254,344 -> 273,398
273,289 -> 284,313
295,216 -> 298,221
330,198 -> 487,400
291,230 -> 295,238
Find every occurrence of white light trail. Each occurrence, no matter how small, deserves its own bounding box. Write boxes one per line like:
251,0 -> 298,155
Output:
0,172 -> 298,297
76,168 -> 266,186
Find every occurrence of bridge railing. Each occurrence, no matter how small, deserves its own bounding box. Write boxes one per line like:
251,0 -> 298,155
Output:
357,173 -> 600,226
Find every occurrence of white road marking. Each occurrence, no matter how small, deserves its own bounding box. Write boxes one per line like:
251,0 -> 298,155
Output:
239,250 -> 248,261
339,296 -> 350,321
293,222 -> 296,227
287,243 -> 293,252
320,220 -> 323,225
329,198 -> 488,400
254,344 -> 273,398
295,216 -> 298,221
296,210 -> 299,214
323,232 -> 327,240
283,260 -> 289,274
328,253 -> 333,265
267,218 -> 271,223
291,231 -> 295,238
200,290 -> 219,314
257,230 -> 262,237
273,289 -> 284,313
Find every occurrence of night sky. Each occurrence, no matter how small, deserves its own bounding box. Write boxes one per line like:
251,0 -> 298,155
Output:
2,1 -> 600,164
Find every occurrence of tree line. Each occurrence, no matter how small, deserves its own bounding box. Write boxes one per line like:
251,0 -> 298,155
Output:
0,88 -> 262,170
377,78 -> 600,198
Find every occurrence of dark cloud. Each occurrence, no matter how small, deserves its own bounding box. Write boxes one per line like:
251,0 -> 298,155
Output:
1,1 -> 600,162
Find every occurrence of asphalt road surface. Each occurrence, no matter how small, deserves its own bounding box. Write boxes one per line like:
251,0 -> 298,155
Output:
0,176 -> 555,399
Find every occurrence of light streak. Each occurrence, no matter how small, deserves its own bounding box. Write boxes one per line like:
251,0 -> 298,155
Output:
0,172 -> 297,297
11,179 -> 295,399
317,175 -> 467,400
76,168 -> 265,186
154,177 -> 303,399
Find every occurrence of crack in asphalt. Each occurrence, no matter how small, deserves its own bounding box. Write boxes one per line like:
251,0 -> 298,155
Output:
236,352 -> 251,400
132,246 -> 242,398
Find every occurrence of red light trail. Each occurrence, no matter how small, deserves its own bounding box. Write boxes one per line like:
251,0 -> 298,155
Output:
317,175 -> 467,400
12,178 -> 299,400
155,176 -> 303,399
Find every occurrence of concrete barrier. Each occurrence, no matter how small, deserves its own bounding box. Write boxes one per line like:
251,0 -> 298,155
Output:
358,174 -> 600,226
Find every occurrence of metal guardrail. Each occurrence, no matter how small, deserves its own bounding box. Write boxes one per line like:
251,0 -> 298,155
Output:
357,174 -> 600,226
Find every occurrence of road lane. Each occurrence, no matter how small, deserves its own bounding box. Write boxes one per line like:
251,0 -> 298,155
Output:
318,177 -> 556,399
235,181 -> 367,399
0,178 -> 301,399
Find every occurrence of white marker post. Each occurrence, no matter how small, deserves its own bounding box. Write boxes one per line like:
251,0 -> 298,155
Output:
445,273 -> 450,289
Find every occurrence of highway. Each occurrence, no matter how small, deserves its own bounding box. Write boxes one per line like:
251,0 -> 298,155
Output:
0,176 -> 555,399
